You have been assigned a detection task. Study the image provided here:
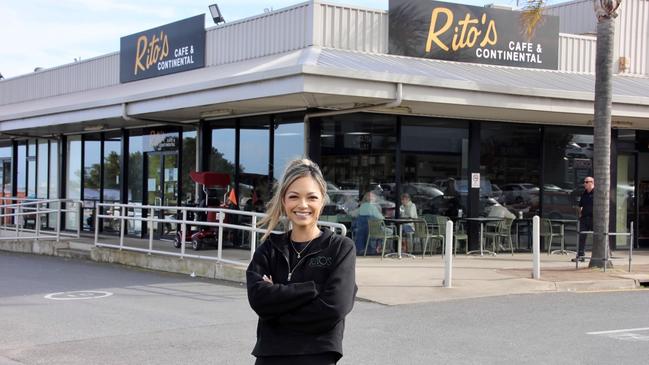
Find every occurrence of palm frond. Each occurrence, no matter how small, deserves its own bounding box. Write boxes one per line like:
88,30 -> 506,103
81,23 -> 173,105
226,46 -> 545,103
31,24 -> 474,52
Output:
520,0 -> 546,40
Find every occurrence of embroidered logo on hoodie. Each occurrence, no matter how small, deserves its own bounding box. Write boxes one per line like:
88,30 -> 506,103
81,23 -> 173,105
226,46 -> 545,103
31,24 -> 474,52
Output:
309,256 -> 333,267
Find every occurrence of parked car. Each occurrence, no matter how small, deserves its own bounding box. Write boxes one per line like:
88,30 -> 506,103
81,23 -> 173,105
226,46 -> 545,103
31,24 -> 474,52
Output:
500,183 -> 540,205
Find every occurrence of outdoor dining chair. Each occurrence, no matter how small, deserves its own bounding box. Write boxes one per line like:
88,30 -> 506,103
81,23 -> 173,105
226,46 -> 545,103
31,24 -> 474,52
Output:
367,218 -> 400,259
484,218 -> 515,255
453,219 -> 469,255
541,218 -> 564,254
418,218 -> 445,257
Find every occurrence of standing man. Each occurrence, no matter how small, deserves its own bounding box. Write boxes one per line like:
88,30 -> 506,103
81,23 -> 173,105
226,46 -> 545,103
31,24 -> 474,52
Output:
573,177 -> 594,262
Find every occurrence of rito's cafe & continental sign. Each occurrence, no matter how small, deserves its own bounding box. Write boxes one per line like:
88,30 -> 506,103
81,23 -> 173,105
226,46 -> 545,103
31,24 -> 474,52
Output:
388,0 -> 559,70
119,14 -> 206,83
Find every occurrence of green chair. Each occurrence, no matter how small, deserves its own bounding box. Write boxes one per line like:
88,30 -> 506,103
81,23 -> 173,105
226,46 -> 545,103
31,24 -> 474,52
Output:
419,218 -> 446,257
541,218 -> 564,254
367,219 -> 399,259
453,220 -> 469,254
485,218 -> 514,255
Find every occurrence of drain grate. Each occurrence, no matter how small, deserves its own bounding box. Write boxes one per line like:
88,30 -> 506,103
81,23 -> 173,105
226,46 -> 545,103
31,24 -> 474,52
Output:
638,281 -> 649,288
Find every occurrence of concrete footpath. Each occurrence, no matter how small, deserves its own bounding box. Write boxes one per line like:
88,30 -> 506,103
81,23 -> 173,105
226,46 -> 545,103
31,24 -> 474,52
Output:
355,251 -> 649,305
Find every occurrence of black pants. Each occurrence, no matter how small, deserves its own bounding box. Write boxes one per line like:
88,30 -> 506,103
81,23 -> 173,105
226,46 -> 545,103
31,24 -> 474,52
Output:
255,352 -> 339,365
578,215 -> 593,257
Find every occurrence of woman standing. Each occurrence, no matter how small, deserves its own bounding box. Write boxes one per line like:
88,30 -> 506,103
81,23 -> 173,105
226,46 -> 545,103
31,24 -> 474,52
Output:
246,159 -> 357,365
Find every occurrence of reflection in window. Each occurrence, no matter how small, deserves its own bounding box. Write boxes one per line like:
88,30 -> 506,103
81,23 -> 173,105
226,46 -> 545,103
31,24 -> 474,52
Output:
17,144 -> 26,198
542,128 -> 593,251
66,136 -> 82,230
37,141 -> 48,199
240,117 -> 269,209
320,113 -> 397,220
103,134 -> 121,233
481,123 -> 541,218
401,117 -> 468,218
210,126 -> 236,206
181,129 -> 196,204
128,132 -> 144,236
274,120 -> 304,181
83,136 -> 101,231
49,142 -> 58,228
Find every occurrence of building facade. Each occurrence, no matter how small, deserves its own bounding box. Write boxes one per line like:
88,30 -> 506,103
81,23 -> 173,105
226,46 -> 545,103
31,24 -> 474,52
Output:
1,0 -> 649,249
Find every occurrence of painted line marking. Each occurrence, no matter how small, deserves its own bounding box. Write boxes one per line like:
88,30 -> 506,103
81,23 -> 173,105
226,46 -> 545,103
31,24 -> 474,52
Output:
587,327 -> 649,342
587,327 -> 649,335
44,290 -> 113,301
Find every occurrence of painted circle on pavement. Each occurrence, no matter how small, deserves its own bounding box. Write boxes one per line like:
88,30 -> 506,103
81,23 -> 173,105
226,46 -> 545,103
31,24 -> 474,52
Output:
44,290 -> 113,301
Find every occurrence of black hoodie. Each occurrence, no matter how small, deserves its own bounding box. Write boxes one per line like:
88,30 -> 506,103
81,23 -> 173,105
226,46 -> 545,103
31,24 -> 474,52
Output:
246,228 -> 357,359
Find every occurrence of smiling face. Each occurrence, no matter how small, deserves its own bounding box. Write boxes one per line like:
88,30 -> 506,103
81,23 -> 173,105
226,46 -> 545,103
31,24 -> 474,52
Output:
282,176 -> 325,231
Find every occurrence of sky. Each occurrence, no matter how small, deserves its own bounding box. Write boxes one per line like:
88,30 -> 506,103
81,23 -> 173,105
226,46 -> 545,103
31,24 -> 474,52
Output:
0,0 -> 523,80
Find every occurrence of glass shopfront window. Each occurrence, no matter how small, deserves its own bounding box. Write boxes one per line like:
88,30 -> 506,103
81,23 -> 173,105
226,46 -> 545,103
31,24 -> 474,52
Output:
240,117 -> 270,210
542,128 -> 593,220
83,135 -> 101,231
210,122 -> 236,207
273,117 -> 304,182
128,132 -> 144,235
17,144 -> 26,198
181,128 -> 197,205
401,117 -> 469,219
0,146 -> 12,225
320,113 -> 397,222
66,136 -> 82,230
542,128 -> 593,251
102,132 -> 121,233
27,141 -> 36,199
49,142 -> 58,228
481,123 -> 541,219
37,141 -> 48,199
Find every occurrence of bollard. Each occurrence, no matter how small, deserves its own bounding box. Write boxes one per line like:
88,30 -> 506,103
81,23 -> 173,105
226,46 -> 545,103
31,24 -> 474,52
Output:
218,211 -> 224,261
629,222 -> 634,272
532,215 -> 540,279
444,220 -> 453,288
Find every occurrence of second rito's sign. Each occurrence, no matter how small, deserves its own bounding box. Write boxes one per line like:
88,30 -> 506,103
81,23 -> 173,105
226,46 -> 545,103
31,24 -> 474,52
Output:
388,0 -> 559,70
120,15 -> 205,83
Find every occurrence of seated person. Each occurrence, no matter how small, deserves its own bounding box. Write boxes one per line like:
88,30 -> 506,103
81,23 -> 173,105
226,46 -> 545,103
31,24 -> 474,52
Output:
353,191 -> 386,255
486,199 -> 515,219
399,193 -> 418,253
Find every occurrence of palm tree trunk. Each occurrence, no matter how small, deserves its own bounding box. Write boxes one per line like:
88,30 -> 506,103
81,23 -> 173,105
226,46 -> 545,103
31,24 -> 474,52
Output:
590,17 -> 615,269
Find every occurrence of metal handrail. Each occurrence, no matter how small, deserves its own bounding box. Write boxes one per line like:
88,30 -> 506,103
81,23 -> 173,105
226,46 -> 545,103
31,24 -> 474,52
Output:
94,202 -> 347,266
0,198 -> 83,241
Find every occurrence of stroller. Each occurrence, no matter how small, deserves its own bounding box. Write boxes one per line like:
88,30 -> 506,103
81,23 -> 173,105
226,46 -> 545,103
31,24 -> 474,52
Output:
174,171 -> 230,251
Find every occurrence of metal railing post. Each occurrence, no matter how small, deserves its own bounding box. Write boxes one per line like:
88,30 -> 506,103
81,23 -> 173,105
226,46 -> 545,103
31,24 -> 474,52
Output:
629,221 -> 634,272
76,202 -> 82,238
16,205 -> 21,237
119,206 -> 126,250
444,220 -> 453,288
35,202 -> 41,238
250,215 -> 258,260
218,211 -> 224,261
604,231 -> 609,273
181,209 -> 187,258
56,201 -> 61,242
148,207 -> 154,254
94,204 -> 100,246
532,216 -> 540,279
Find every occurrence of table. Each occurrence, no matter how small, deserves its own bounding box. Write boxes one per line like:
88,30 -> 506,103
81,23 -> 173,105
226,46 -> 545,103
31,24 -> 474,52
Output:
463,217 -> 503,256
384,218 -> 418,259
549,218 -> 578,255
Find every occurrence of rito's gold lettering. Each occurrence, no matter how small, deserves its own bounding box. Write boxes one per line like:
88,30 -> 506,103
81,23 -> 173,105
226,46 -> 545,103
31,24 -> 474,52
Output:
426,7 -> 452,52
425,8 -> 498,53
134,31 -> 169,75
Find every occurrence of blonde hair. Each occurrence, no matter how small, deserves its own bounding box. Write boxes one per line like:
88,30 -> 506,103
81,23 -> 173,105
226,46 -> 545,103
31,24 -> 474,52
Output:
259,158 -> 328,241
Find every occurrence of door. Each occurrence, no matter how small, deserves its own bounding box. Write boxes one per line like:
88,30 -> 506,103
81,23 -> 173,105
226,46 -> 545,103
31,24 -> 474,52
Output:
616,153 -> 636,249
145,152 -> 178,239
